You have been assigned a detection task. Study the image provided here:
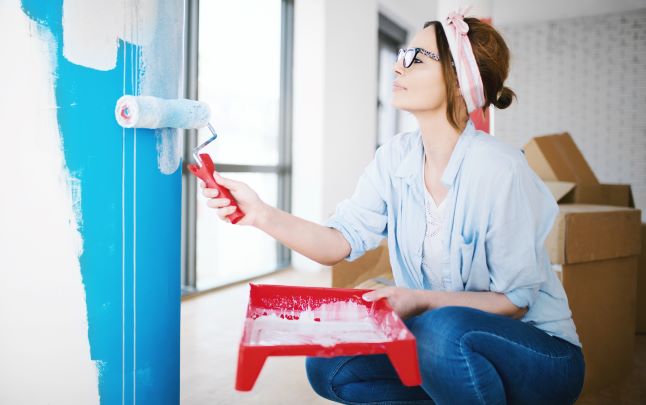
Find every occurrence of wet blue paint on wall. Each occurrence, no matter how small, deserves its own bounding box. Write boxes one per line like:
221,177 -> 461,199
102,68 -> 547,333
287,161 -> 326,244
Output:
21,1 -> 182,403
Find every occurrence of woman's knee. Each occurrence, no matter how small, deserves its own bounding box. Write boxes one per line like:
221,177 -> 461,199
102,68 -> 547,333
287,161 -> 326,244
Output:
415,306 -> 478,337
305,356 -> 346,400
412,306 -> 481,358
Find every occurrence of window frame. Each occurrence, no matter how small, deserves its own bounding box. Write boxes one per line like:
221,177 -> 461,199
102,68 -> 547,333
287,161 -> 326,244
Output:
181,0 -> 294,295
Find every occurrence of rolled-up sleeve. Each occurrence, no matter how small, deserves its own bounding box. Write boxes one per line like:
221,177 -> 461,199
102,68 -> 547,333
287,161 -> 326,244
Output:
485,156 -> 559,309
324,145 -> 390,262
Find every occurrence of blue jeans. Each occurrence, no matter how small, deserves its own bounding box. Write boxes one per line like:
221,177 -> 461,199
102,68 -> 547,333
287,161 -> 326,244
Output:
305,306 -> 584,405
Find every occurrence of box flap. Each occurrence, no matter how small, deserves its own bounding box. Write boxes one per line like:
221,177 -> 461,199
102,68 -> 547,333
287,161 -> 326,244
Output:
524,139 -> 558,182
524,133 -> 600,186
546,204 -> 642,264
545,181 -> 576,202
564,183 -> 635,208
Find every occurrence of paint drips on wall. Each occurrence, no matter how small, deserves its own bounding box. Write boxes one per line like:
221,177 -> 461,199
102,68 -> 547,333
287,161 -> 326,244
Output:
61,0 -> 184,174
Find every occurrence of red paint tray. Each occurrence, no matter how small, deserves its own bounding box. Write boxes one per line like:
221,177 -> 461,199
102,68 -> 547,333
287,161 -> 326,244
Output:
236,284 -> 422,391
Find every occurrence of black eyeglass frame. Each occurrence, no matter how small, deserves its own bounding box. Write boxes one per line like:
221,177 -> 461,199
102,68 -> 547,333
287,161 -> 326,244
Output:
397,47 -> 440,68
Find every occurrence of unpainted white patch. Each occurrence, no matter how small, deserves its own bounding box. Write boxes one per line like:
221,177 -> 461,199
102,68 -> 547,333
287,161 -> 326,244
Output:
62,0 -> 157,71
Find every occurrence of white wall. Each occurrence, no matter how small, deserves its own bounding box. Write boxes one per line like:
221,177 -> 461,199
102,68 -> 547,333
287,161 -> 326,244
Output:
379,0 -> 438,35
292,0 -> 378,271
438,0 -> 493,21
494,6 -> 646,220
492,0 -> 646,25
291,0 -> 326,272
0,1 -> 99,403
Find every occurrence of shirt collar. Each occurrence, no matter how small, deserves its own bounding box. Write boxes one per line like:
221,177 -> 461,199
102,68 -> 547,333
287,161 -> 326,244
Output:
394,120 -> 477,188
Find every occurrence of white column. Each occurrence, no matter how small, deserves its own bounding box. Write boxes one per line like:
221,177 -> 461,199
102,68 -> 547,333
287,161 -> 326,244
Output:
291,0 -> 378,272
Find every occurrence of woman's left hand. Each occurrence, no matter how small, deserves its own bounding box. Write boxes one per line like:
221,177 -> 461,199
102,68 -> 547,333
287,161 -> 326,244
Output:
362,287 -> 428,319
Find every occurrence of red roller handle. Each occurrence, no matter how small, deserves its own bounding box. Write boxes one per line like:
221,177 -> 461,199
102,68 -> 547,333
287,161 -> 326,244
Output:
188,153 -> 245,224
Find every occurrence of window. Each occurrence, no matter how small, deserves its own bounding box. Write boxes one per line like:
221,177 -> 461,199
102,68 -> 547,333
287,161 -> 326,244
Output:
377,14 -> 408,147
182,0 -> 293,293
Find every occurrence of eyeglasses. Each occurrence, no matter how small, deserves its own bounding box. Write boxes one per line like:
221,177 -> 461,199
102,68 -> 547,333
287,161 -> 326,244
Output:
397,47 -> 440,68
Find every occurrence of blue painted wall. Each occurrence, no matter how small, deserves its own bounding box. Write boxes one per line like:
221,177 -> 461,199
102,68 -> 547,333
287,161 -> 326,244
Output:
21,1 -> 182,403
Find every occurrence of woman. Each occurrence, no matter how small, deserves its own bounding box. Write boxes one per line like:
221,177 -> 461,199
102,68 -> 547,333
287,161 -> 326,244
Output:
200,9 -> 585,405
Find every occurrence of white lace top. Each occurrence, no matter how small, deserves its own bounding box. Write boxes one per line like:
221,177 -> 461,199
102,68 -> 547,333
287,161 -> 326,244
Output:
421,157 -> 451,290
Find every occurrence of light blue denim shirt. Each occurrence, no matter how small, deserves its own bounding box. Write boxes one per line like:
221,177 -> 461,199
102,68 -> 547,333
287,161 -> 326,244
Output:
325,120 -> 581,348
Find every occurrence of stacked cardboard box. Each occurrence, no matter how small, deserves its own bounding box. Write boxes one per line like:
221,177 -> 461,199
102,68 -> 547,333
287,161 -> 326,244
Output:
544,204 -> 641,393
523,132 -> 634,207
638,225 -> 646,334
524,132 -> 642,394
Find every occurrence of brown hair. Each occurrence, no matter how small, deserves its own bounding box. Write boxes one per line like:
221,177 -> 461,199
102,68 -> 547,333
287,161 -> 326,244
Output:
423,19 -> 516,130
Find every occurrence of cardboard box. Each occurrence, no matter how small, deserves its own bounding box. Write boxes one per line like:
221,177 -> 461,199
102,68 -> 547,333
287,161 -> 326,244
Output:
332,240 -> 391,289
546,181 -> 635,207
524,133 -> 634,207
637,223 -> 646,334
546,204 -> 642,394
563,257 -> 638,395
562,183 -> 634,207
524,132 -> 599,185
545,204 -> 641,264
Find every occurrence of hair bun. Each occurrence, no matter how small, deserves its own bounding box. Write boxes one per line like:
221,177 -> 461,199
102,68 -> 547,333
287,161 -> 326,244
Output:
492,86 -> 515,109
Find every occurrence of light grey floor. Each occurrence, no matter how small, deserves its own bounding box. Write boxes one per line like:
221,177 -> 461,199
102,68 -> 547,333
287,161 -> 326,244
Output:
180,267 -> 334,405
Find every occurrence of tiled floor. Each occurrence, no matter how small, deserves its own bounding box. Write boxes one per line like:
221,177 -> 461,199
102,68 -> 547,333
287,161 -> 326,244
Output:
180,268 -> 646,404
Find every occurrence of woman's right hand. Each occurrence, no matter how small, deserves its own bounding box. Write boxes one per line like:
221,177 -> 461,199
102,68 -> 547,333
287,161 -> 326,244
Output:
199,173 -> 271,227
199,174 -> 351,265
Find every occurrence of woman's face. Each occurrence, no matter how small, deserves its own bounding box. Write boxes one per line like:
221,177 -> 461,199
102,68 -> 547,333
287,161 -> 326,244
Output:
391,26 -> 448,113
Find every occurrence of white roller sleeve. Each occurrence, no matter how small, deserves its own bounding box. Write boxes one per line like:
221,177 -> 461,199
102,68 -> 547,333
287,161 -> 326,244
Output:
115,95 -> 211,129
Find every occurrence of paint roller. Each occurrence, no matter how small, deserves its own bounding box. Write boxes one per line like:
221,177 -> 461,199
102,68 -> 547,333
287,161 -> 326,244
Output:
115,95 -> 245,224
